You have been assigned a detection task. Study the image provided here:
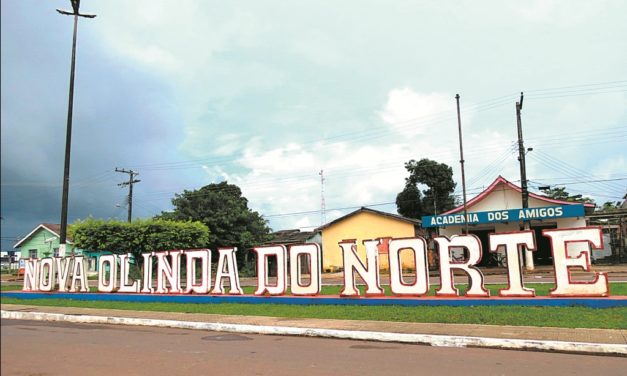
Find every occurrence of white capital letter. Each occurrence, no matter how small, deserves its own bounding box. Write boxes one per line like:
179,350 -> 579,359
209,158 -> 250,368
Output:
98,254 -> 118,293
185,249 -> 212,294
140,253 -> 154,294
436,235 -> 489,297
38,258 -> 56,292
289,243 -> 321,296
55,257 -> 74,292
212,247 -> 243,295
254,245 -> 288,295
118,254 -> 140,293
389,237 -> 429,296
23,259 -> 40,292
155,250 -> 182,294
544,227 -> 608,297
70,256 -> 89,292
339,239 -> 383,297
489,231 -> 536,297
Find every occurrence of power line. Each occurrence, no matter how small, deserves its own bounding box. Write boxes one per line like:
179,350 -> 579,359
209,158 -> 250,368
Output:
105,175 -> 623,223
531,150 -> 625,194
525,79 -> 627,93
551,177 -> 627,185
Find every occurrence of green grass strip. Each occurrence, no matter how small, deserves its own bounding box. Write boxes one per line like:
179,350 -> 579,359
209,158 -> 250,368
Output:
2,296 -> 626,329
2,282 -> 626,330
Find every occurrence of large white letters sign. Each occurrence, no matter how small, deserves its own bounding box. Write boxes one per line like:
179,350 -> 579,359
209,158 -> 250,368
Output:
22,227 -> 611,298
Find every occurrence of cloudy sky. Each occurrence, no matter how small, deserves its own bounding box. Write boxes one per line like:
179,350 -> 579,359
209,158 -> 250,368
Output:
2,0 -> 626,251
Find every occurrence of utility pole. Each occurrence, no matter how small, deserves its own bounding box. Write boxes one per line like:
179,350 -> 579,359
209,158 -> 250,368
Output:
115,168 -> 141,222
516,92 -> 534,271
455,94 -> 469,234
432,188 -> 437,215
57,0 -> 96,257
319,169 -> 326,225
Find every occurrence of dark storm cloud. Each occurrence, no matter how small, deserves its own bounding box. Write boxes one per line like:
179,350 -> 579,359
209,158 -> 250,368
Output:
1,1 -> 183,250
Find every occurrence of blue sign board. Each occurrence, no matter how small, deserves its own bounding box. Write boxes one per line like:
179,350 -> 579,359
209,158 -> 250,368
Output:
422,204 -> 585,228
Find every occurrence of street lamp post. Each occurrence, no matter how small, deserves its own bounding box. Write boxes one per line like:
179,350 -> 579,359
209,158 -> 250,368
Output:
56,0 -> 96,256
455,94 -> 469,235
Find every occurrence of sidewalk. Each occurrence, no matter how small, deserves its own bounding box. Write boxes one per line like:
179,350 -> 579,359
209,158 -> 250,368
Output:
2,303 -> 626,356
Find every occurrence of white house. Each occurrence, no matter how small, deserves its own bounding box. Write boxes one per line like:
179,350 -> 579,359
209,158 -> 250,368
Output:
422,176 -> 595,267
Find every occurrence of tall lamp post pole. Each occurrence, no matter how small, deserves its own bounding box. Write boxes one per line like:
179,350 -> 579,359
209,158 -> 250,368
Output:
56,0 -> 96,256
455,94 -> 469,235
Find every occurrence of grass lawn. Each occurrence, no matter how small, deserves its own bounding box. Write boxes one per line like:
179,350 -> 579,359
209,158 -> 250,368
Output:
1,297 -> 625,329
2,282 -> 626,329
0,284 -> 22,292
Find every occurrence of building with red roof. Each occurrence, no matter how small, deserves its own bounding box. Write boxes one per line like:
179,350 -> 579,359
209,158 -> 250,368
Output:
422,176 -> 594,266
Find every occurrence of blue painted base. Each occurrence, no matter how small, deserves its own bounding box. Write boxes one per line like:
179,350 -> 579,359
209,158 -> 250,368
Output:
2,291 -> 626,308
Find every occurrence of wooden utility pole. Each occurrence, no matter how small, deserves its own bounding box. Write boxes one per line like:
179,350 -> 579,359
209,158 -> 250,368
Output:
115,168 -> 140,222
516,92 -> 534,271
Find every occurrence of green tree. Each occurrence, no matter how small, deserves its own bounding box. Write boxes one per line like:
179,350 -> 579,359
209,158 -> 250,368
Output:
542,187 -> 595,205
69,218 -> 210,266
599,201 -> 620,211
397,158 -> 457,217
156,181 -> 272,266
396,183 -> 423,219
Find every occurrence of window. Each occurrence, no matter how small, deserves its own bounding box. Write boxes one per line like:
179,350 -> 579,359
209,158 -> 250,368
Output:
29,249 -> 37,259
53,248 -> 59,257
88,257 -> 96,272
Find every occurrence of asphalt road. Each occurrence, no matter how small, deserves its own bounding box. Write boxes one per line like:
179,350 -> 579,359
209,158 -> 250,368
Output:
2,320 -> 625,376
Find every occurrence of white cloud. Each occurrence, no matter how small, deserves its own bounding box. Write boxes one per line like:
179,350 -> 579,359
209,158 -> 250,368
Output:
518,0 -> 613,26
90,3 -> 627,226
222,90 -> 468,229
212,134 -> 242,157
520,0 -> 560,21
597,156 -> 626,178
294,216 -> 314,230
593,156 -> 627,203
122,45 -> 180,72
95,2 -> 231,72
379,88 -> 458,138
291,30 -> 347,67
201,165 -> 231,182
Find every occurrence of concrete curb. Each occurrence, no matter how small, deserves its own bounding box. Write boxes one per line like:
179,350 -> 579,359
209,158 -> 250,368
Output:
2,310 -> 626,356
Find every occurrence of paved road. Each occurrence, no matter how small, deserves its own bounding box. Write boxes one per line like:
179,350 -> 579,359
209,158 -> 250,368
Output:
2,320 -> 625,376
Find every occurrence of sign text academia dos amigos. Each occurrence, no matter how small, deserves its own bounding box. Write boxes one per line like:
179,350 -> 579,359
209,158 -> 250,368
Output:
22,226 -> 611,298
422,205 -> 583,227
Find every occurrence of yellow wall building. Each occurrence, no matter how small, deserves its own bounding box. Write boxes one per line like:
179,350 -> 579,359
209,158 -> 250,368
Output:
318,207 -> 421,272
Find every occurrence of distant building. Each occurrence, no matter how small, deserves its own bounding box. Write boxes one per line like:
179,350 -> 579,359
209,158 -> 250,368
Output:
0,250 -> 18,269
422,176 -> 595,266
265,229 -> 320,247
264,229 -> 321,274
13,223 -> 78,259
586,205 -> 627,263
12,223 -> 104,273
316,207 -> 422,273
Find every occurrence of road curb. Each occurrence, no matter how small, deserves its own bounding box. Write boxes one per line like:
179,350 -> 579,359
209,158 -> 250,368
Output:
2,310 -> 626,356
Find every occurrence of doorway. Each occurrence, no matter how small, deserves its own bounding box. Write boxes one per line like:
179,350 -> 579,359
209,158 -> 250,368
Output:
533,224 -> 557,265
